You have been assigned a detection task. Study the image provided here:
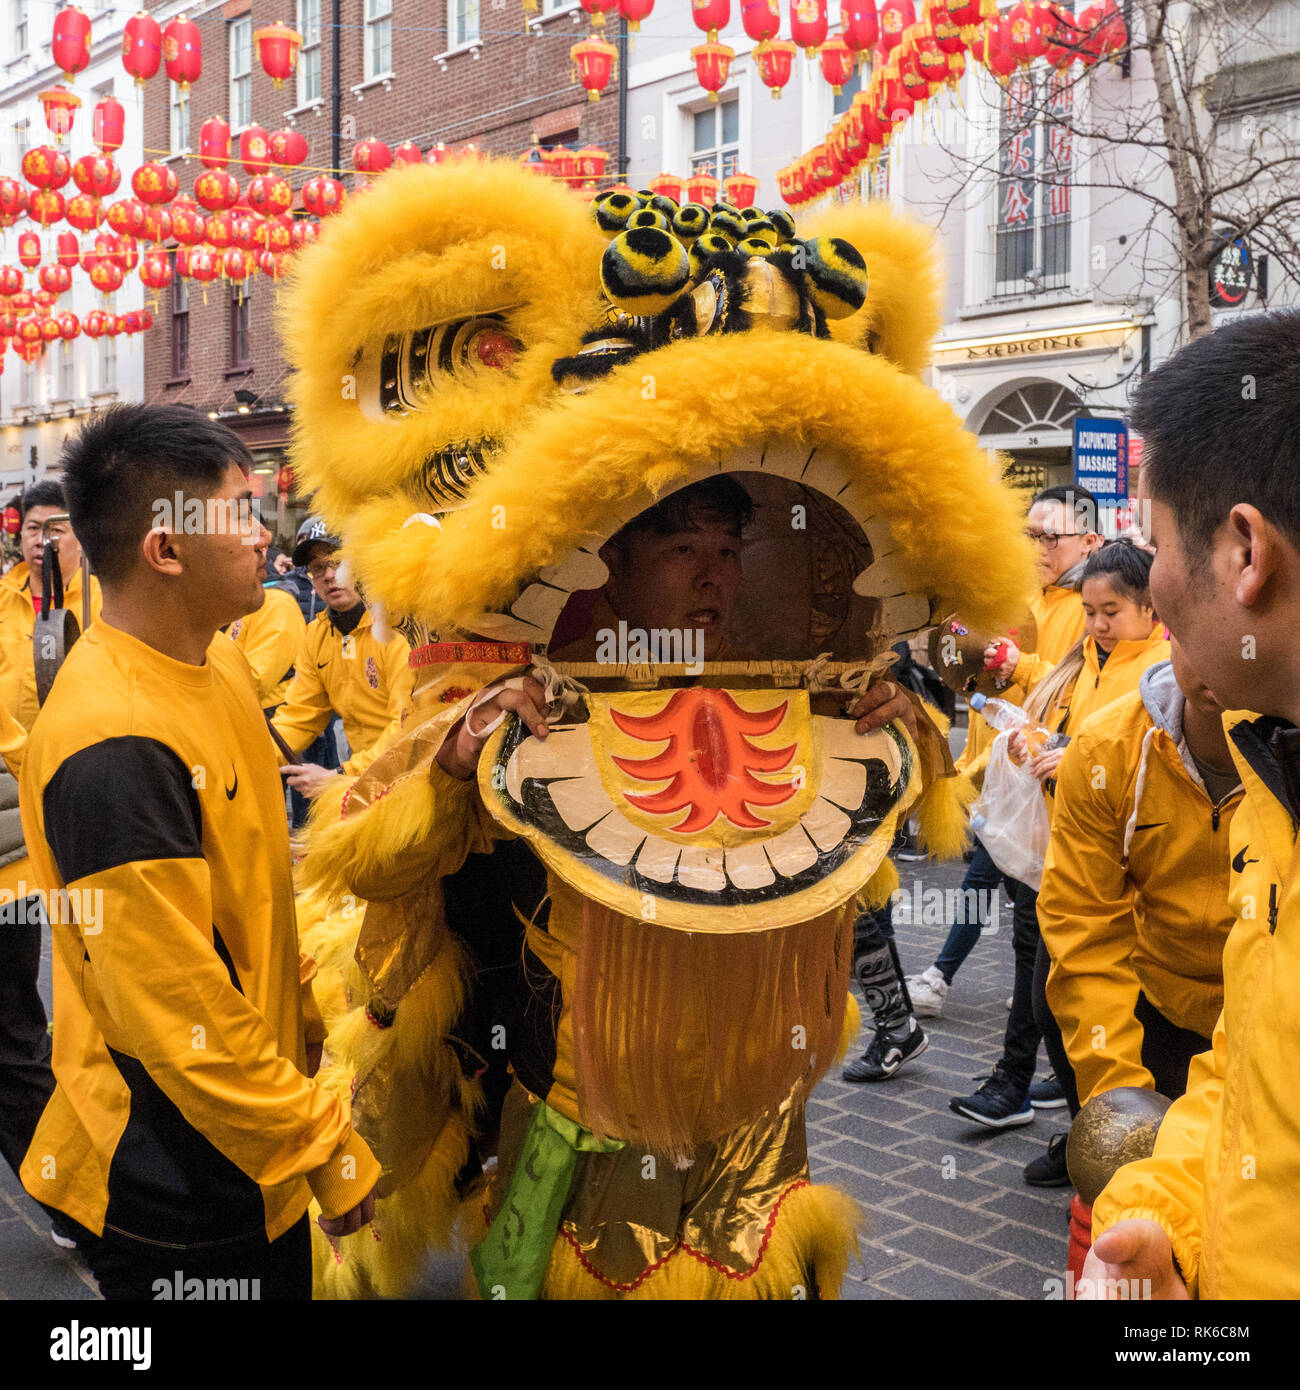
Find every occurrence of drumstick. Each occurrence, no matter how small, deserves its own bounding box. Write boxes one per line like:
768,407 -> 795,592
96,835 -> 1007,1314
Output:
265,713 -> 302,766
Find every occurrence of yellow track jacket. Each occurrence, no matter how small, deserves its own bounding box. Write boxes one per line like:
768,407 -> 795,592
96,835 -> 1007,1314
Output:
1011,580 -> 1087,692
19,620 -> 379,1244
1039,661 -> 1241,1106
271,606 -> 413,776
1093,711 -> 1300,1298
223,585 -> 306,710
0,559 -> 102,734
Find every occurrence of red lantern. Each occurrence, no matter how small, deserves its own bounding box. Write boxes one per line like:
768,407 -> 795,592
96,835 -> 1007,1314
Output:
247,175 -> 293,217
818,35 -> 855,91
194,168 -> 239,212
617,0 -> 656,31
72,154 -> 120,200
741,0 -> 781,44
170,199 -> 206,245
723,171 -> 759,208
297,220 -> 321,246
57,310 -> 80,340
685,169 -> 720,205
28,191 -> 67,228
200,115 -> 231,170
163,16 -> 202,93
928,1 -> 965,55
393,141 -> 421,166
258,249 -> 287,281
269,127 -> 309,168
984,13 -> 1016,78
258,215 -> 292,253
65,193 -> 102,231
18,232 -> 42,271
255,21 -> 302,86
691,40 -> 735,102
93,96 -> 125,154
131,161 -> 179,206
240,125 -> 271,176
140,248 -> 172,290
89,259 -> 123,294
757,36 -> 797,96
103,313 -> 122,337
38,87 -> 82,143
223,246 -> 253,282
39,264 -> 72,296
648,173 -> 684,202
14,339 -> 42,363
352,138 -> 392,175
947,0 -> 993,38
1078,0 -> 1125,63
106,197 -> 146,238
141,205 -> 172,242
302,175 -> 345,218
23,146 -> 71,191
232,213 -> 261,251
277,464 -> 294,497
571,37 -> 618,102
38,314 -> 61,344
82,308 -> 107,338
0,179 -> 27,222
878,0 -> 914,50
576,146 -> 610,180
790,0 -> 829,54
17,317 -> 42,346
205,211 -> 234,249
1009,1 -> 1047,65
914,26 -> 950,85
579,0 -> 619,26
56,230 -> 80,268
122,11 -> 162,86
1,505 -> 19,535
1043,4 -> 1079,67
52,5 -> 93,80
692,0 -> 730,42
0,266 -> 23,296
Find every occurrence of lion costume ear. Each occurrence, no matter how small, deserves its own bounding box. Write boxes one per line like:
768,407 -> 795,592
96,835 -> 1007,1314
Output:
279,161 -> 607,527
798,201 -> 943,378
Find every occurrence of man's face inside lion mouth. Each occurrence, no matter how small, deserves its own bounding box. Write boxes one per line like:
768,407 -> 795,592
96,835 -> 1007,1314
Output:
598,476 -> 752,663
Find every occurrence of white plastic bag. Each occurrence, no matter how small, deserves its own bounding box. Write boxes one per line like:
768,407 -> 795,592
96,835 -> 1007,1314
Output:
970,731 -> 1051,892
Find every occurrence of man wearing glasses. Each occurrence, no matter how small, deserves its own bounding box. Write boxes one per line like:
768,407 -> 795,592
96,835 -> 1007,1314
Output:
271,516 -> 413,801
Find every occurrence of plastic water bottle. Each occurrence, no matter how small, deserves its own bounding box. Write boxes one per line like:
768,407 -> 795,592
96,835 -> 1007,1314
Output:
968,693 -> 1060,758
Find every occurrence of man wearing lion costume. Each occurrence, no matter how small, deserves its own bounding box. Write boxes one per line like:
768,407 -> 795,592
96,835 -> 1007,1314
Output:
280,160 -> 1034,1299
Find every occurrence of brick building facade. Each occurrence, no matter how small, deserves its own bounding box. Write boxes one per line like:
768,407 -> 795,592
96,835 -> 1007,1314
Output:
141,0 -> 623,543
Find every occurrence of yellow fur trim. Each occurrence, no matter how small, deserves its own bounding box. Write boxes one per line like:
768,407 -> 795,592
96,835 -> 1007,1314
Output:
914,769 -> 978,861
278,160 -> 607,525
857,856 -> 900,912
346,331 -> 1036,641
835,992 -> 862,1067
535,1181 -> 863,1300
801,200 -> 943,378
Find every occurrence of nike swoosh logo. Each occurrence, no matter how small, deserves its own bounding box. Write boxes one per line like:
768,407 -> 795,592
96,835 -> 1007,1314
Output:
224,770 -> 238,800
1131,822 -> 1168,834
1232,846 -> 1260,873
316,660 -> 329,668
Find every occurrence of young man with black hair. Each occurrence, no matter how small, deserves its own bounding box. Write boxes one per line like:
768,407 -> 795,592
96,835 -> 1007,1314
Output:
1084,309 -> 1300,1300
18,404 -> 379,1300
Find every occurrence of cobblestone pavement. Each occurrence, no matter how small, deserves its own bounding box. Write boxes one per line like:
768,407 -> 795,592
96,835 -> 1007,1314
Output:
821,853 -> 1072,1302
1,815 -> 1072,1302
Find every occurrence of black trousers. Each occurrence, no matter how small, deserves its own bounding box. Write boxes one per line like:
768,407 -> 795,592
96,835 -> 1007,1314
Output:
996,879 -> 1043,1093
76,1213 -> 313,1301
0,894 -> 55,1180
1032,932 -> 1211,1117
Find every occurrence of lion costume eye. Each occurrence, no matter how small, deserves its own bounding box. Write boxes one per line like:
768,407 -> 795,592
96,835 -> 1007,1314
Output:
357,313 -> 524,421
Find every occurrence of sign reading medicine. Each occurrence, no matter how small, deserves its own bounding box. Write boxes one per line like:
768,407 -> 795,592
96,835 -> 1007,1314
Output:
1073,417 -> 1128,502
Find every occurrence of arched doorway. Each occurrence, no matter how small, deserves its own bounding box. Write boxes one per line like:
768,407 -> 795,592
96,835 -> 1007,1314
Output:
974,380 -> 1084,493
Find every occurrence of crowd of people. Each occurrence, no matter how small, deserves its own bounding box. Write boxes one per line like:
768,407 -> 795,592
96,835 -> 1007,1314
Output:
0,305 -> 1297,1303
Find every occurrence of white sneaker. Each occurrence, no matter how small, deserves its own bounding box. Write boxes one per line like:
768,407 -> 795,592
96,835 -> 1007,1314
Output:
907,966 -> 949,1018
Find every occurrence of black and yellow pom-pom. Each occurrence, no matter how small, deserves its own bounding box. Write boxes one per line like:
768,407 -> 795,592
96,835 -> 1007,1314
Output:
739,207 -> 764,223
645,193 -> 679,220
634,189 -> 657,205
745,219 -> 778,249
688,231 -> 737,282
672,203 -> 711,243
801,235 -> 869,320
768,209 -> 797,243
594,191 -> 640,235
709,210 -> 748,243
628,207 -> 671,232
601,227 -> 691,316
736,235 -> 775,258
713,201 -> 740,219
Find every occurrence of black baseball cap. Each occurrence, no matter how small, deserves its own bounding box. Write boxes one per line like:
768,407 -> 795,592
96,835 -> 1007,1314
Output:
291,515 -> 341,568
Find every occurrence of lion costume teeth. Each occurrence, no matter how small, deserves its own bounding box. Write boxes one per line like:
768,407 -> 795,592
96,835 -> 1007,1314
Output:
282,159 -> 1036,1300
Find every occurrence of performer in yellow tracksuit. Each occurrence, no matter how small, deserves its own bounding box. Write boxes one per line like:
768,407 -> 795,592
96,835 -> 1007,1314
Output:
222,583 -> 305,711
1039,649 -> 1241,1114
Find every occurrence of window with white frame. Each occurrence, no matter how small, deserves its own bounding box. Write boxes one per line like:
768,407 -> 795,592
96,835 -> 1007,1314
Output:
56,341 -> 74,400
298,0 -> 322,104
19,360 -> 35,406
229,17 -> 252,130
832,67 -> 862,117
451,0 -> 479,48
13,0 -> 28,53
99,336 -> 117,393
365,0 -> 392,78
690,97 -> 740,182
12,118 -> 28,166
170,80 -> 190,153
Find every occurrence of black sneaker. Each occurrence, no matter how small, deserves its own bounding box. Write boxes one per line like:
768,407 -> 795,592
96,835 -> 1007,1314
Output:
1024,1132 -> 1071,1187
948,1068 -> 1034,1128
841,1021 -> 928,1083
1029,1076 -> 1067,1110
